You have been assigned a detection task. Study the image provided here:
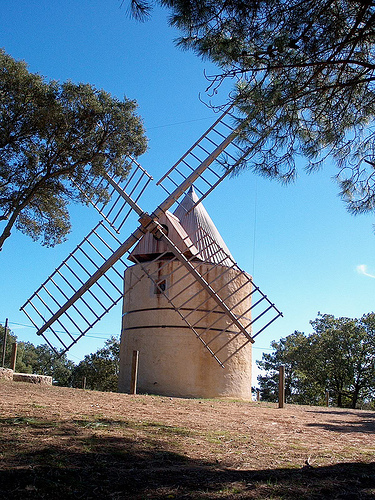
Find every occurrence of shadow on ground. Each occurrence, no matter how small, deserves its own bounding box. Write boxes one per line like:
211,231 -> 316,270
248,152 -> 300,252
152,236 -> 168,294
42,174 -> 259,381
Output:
306,410 -> 375,434
0,417 -> 374,499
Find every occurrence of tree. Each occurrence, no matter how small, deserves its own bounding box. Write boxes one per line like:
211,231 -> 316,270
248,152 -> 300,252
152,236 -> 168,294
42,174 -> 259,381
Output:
257,313 -> 375,408
256,331 -> 324,405
72,336 -> 120,392
0,324 -> 75,385
309,313 -> 375,408
19,343 -> 76,387
130,0 -> 375,215
0,49 -> 147,250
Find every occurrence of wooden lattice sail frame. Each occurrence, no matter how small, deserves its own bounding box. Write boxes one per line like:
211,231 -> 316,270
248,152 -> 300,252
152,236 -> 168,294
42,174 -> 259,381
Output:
21,105 -> 282,366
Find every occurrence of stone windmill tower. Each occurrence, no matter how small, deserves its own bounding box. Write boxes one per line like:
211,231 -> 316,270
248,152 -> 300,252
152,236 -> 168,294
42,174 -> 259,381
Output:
118,187 -> 253,398
21,106 -> 282,398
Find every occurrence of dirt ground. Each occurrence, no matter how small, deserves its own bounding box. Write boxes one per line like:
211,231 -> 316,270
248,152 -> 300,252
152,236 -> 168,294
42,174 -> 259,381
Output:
0,381 -> 374,499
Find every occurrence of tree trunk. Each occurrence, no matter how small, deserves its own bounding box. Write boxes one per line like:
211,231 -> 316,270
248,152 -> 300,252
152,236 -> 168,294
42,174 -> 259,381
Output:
337,391 -> 343,407
351,387 -> 360,409
0,216 -> 16,251
0,190 -> 32,251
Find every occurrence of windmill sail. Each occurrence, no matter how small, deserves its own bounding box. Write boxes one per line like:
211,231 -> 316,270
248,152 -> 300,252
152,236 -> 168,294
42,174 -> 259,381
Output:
129,189 -> 282,367
21,221 -> 143,353
156,104 -> 249,211
20,159 -> 153,354
21,105 -> 282,363
71,156 -> 152,232
133,227 -> 282,367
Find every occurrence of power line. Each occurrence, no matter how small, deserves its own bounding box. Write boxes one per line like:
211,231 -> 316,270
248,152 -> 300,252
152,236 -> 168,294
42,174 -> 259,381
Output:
147,116 -> 212,130
2,320 -> 274,350
1,320 -> 119,340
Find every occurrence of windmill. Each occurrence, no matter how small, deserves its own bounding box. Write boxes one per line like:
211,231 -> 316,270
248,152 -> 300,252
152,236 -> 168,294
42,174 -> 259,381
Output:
21,104 -> 283,398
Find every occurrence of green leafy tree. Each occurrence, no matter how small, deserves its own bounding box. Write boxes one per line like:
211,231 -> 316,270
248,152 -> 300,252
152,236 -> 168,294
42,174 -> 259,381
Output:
258,313 -> 375,408
0,49 -> 147,250
309,313 -> 375,408
72,336 -> 120,392
19,343 -> 76,387
130,0 -> 375,214
0,324 -> 75,385
256,331 -> 324,405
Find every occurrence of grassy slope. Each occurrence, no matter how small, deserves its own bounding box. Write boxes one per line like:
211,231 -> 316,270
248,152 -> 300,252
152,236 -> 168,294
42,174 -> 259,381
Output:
0,381 -> 374,499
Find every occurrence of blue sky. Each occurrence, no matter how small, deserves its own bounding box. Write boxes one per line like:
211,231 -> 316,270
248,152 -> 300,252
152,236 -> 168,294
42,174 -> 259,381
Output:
1,0 -> 375,380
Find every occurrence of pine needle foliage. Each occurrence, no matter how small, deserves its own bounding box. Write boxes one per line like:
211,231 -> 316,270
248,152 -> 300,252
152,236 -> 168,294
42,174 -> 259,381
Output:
131,0 -> 375,214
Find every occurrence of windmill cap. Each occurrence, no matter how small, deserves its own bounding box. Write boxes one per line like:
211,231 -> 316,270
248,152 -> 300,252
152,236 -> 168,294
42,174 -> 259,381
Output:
173,187 -> 234,265
128,187 -> 234,266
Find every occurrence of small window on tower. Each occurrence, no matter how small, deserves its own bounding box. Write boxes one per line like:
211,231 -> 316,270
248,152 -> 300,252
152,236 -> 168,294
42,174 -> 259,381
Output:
155,279 -> 166,294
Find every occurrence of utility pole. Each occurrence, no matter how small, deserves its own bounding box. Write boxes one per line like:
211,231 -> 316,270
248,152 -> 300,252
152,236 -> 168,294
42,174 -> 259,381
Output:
10,343 -> 17,371
1,318 -> 8,368
278,365 -> 285,409
130,350 -> 139,395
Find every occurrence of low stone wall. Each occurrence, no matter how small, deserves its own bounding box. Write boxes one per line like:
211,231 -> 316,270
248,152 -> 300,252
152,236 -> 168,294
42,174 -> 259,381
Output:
13,373 -> 52,385
0,368 -> 14,381
0,368 -> 52,385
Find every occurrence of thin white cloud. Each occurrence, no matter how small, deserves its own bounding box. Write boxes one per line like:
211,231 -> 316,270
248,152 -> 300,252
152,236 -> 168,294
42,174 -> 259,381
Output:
356,264 -> 375,279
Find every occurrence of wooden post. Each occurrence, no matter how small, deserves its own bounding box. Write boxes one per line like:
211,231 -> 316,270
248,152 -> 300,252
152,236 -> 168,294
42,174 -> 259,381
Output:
325,390 -> 329,407
10,343 -> 17,371
257,389 -> 260,402
130,350 -> 139,395
82,377 -> 87,390
278,365 -> 285,408
1,318 -> 8,368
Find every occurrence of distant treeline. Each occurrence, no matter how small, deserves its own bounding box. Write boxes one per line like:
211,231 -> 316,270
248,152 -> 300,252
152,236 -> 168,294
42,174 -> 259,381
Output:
3,312 -> 375,409
257,313 -> 375,409
0,325 -> 119,392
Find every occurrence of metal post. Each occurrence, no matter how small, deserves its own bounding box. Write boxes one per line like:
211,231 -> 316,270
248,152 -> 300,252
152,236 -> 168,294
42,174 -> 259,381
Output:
130,350 -> 139,395
278,365 -> 285,408
1,318 -> 8,368
10,343 -> 17,371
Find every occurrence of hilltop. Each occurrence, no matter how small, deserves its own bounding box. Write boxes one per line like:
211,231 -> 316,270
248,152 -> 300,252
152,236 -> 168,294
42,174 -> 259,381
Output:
0,381 -> 374,498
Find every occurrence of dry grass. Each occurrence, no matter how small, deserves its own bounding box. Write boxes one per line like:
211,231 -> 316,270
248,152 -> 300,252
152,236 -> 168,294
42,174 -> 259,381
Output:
0,380 -> 374,499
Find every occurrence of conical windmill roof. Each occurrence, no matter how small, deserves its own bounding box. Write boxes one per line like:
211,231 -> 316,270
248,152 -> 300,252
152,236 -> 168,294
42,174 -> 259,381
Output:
127,211 -> 198,263
173,187 -> 234,266
128,187 -> 234,266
